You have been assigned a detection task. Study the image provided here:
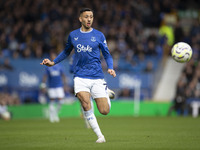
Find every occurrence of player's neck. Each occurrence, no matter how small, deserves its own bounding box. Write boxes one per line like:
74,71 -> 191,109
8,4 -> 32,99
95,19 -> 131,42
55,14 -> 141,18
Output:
81,26 -> 92,32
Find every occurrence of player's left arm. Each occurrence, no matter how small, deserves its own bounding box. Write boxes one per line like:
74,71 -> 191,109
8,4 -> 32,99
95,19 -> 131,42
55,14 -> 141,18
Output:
107,69 -> 116,77
99,33 -> 116,77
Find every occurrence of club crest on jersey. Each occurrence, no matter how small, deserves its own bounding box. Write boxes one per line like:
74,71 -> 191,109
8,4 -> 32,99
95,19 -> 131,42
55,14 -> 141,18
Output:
77,44 -> 92,52
91,36 -> 96,42
74,37 -> 78,41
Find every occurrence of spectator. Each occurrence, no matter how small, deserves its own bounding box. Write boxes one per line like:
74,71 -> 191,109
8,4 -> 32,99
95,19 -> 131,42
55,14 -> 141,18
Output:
0,58 -> 14,71
0,92 -> 20,105
143,61 -> 154,73
168,79 -> 187,116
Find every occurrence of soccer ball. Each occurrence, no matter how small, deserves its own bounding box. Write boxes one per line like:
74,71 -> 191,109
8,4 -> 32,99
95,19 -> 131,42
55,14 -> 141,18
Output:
171,42 -> 192,63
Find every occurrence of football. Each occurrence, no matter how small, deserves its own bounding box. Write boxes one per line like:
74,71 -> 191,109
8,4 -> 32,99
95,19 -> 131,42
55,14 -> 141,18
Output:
171,42 -> 192,63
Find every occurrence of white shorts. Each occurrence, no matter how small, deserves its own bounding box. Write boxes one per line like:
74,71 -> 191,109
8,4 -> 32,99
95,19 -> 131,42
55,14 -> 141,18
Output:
48,87 -> 65,99
74,77 -> 108,99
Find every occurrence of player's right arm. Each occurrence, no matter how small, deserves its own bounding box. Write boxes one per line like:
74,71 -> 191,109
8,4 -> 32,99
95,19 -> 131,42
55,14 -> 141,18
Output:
53,34 -> 73,64
40,34 -> 73,66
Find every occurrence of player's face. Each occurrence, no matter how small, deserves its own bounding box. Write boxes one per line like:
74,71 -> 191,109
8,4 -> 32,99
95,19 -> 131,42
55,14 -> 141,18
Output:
79,11 -> 93,30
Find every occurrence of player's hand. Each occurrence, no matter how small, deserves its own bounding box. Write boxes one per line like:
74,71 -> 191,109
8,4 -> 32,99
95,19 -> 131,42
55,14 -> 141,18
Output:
107,69 -> 116,77
40,59 -> 55,67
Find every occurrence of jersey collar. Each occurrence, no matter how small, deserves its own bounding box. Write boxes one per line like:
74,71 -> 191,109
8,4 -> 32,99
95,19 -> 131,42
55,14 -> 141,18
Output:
80,28 -> 93,33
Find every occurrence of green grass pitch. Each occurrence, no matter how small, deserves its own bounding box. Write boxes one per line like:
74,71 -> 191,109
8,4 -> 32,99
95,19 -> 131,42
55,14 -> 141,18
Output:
0,116 -> 200,150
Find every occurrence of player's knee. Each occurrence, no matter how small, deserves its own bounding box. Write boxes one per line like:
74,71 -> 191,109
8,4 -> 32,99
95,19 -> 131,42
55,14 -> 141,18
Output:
99,108 -> 110,115
82,103 -> 91,111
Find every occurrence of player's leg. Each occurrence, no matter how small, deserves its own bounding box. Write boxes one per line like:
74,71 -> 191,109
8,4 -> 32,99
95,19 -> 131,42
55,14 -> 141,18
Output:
92,79 -> 111,115
90,79 -> 111,143
82,91 -> 112,128
90,97 -> 108,143
82,89 -> 113,120
50,87 -> 65,122
81,106 -> 91,128
0,103 -> 11,121
77,92 -> 104,140
56,87 -> 65,112
81,98 -> 94,128
48,88 -> 58,122
74,77 -> 104,143
95,97 -> 110,115
49,99 -> 57,122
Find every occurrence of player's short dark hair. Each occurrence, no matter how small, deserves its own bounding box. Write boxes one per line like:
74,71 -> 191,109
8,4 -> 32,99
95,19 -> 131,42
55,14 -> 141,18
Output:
80,8 -> 93,15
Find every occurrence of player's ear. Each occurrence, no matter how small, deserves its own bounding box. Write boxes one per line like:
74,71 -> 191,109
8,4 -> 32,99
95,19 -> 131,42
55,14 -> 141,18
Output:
79,16 -> 82,23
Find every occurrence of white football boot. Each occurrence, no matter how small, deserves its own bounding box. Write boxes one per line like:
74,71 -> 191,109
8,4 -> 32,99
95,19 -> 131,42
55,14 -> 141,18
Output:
49,105 -> 60,123
54,114 -> 60,123
108,88 -> 115,99
96,135 -> 106,143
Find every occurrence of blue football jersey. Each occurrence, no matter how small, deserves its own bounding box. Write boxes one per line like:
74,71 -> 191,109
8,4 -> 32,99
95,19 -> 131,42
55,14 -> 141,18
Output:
54,28 -> 113,79
45,64 -> 64,88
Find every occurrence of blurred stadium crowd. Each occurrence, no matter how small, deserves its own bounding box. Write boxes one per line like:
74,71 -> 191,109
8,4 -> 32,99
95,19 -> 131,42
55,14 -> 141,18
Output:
0,0 -> 200,111
1,0 -> 199,66
0,0 -> 165,64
